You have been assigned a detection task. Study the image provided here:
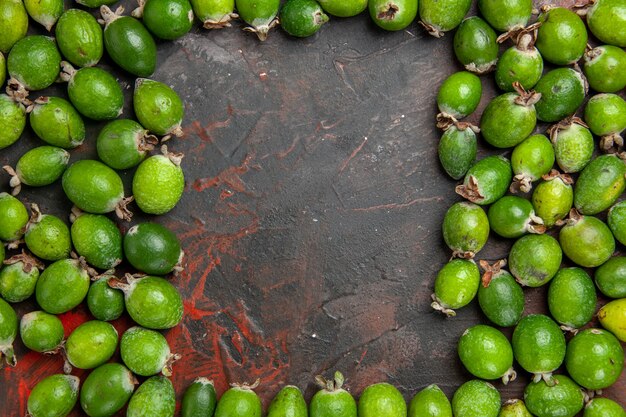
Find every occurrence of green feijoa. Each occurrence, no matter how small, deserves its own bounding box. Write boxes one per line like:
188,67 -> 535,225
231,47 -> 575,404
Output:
134,78 -> 184,137
66,320 -> 118,370
127,376 -> 176,417
560,211 -> 615,268
80,363 -> 136,417
24,204 -> 71,261
509,234 -> 562,287
456,155 -> 512,206
408,384 -> 451,417
599,298 -> 626,341
488,196 -> 544,238
565,328 -> 624,390
111,274 -> 183,329
358,383 -> 406,417
133,147 -> 185,215
0,192 -> 28,241
437,71 -> 482,119
24,0 -> 63,31
478,259 -> 524,327
432,259 -> 480,317
124,222 -> 183,276
121,326 -> 177,376
575,154 -> 626,215
524,375 -> 583,417
267,385 -> 307,417
418,0 -> 472,37
280,0 -> 329,37
0,0 -> 28,54
495,34 -> 543,92
596,256 -> 626,298
20,310 -> 64,353
583,45 -> 626,93
548,117 -> 593,173
77,0 -> 117,7
534,68 -> 586,123
62,160 -> 132,220
27,374 -> 80,417
480,86 -> 539,148
438,123 -> 478,180
512,314 -> 566,380
442,202 -> 489,257
29,96 -> 86,149
237,0 -> 281,40
133,0 -> 194,40
7,35 -> 61,91
61,62 -> 124,120
215,382 -> 263,417
510,134 -> 554,193
369,0 -> 417,31
498,399 -> 532,417
182,378 -> 218,417
586,0 -> 626,47
36,258 -> 90,314
453,17 -> 498,74
458,324 -> 516,383
0,251 -> 44,303
609,201 -> 626,245
451,380 -> 500,417
547,267 -> 595,331
477,0 -> 531,32
0,52 -> 5,86
0,298 -> 17,367
317,0 -> 367,18
0,93 -> 27,151
584,398 -> 626,417
535,7 -> 587,65
71,213 -> 123,270
101,6 -> 157,77
583,94 -> 626,147
96,119 -> 157,170
5,146 -> 70,194
310,371 -> 357,417
532,170 -> 573,227
87,275 -> 125,321
190,0 -> 237,28
55,9 -> 103,67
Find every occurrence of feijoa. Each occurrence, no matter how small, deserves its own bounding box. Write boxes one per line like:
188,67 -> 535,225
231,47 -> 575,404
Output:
237,0 -> 281,40
488,196 -> 544,239
509,234 -> 562,287
0,298 -> 17,366
190,0 -> 237,28
0,0 -> 28,54
358,383 -> 406,417
584,398 -> 626,417
431,258 -> 480,317
534,67 -> 586,123
133,146 -> 185,215
510,134 -> 555,193
0,192 -> 28,242
451,380 -> 500,417
436,71 -> 482,119
36,258 -> 91,314
495,32 -> 543,92
0,52 -> 5,89
598,298 -> 626,342
609,201 -> 626,246
310,371 -> 357,417
458,324 -> 516,383
20,310 -> 64,353
317,0 -> 367,18
559,210 -> 615,268
498,399 -> 533,417
24,204 -> 71,261
548,117 -> 594,173
418,0 -> 472,37
127,376 -> 176,417
478,259 -> 524,327
524,375 -> 583,417
182,378 -> 218,417
408,384 -> 451,417
124,222 -> 183,275
586,0 -> 626,47
7,35 -> 61,91
77,0 -> 117,7
214,381 -> 263,417
456,155 -> 512,206
96,119 -> 157,170
583,45 -> 626,93
65,320 -> 118,371
535,7 -> 587,65
71,213 -> 123,270
0,251 -> 44,303
583,93 -> 626,149
453,17 -> 498,74
477,0 -> 531,32
87,275 -> 125,321
29,96 -> 86,149
575,154 -> 626,215
134,78 -> 184,138
133,0 -> 194,40
281,0 -> 329,37
24,0 -> 63,31
0,90 -> 28,151
369,0 -> 417,31
595,256 -> 626,298
4,146 -> 70,195
55,9 -> 104,67
531,170 -> 573,227
27,375 -> 80,417
267,385 -> 307,417
437,120 -> 478,180
121,326 -> 178,376
442,202 -> 489,258
547,267 -> 596,331
80,363 -> 136,417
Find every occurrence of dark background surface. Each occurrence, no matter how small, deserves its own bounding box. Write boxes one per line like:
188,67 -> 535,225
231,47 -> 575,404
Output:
1,0 -> 624,415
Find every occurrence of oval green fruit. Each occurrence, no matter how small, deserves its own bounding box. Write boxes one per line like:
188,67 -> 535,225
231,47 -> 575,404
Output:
369,0 -> 417,31
6,146 -> 70,194
62,62 -> 124,120
535,7 -> 587,65
134,78 -> 184,137
453,16 -> 498,74
575,154 -> 626,216
134,0 -> 194,40
87,275 -> 125,321
133,147 -> 185,215
127,376 -> 176,417
214,383 -> 263,417
281,0 -> 329,37
477,0 -> 531,32
0,0 -> 28,54
310,371 -> 357,417
24,204 -> 71,261
96,119 -> 157,170
478,260 -> 524,327
480,87 -> 538,148
559,211 -> 615,268
80,363 -> 136,417
7,35 -> 61,91
495,36 -> 543,92
498,399 -> 533,417
595,255 -> 626,298
236,0 -> 280,40
24,0 -> 63,31
583,93 -> 626,146
0,298 -> 18,367
509,234 -> 562,287
20,310 -> 64,353
442,202 -> 489,257
0,93 -> 27,150
190,0 -> 237,28
71,213 -> 123,270
121,326 -> 177,376
418,0 -> 472,37
317,0 -> 367,17
27,375 -> 80,417
451,380 -> 500,417
36,258 -> 90,314
583,45 -> 626,93
609,201 -> 626,246
531,171 -> 573,227
0,251 -> 43,303
65,320 -> 118,370
432,259 -> 480,316
458,324 -> 515,383
524,375 -> 583,417
408,384 -> 451,417
182,378 -> 218,417
267,385 -> 307,417
456,155 -> 512,206
438,123 -> 477,180
512,314 -> 566,379
55,9 -> 104,67
598,298 -> 626,342
549,117 -> 593,174
29,96 -> 86,149
0,192 -> 28,241
358,382 -> 406,417
587,0 -> 626,47
437,71 -> 482,119
584,398 -> 626,417
510,134 -> 554,193
547,267 -> 596,331
124,222 -> 183,275
534,68 -> 586,123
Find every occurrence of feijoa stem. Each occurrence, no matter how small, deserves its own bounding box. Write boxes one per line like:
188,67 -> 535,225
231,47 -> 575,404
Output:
161,353 -> 182,377
203,13 -> 239,29
98,5 -> 124,28
479,259 -> 506,287
418,21 -> 444,38
2,165 -> 21,195
455,176 -> 485,204
430,294 -> 456,317
3,250 -> 45,273
1,344 -> 16,367
114,196 -> 134,221
512,82 -> 541,106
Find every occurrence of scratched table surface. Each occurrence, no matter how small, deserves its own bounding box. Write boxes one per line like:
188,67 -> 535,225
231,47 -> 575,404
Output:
1,0 -> 625,415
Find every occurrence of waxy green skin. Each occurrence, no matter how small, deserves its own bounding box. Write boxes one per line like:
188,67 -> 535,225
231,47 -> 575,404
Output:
438,126 -> 477,180
190,0 -> 237,28
532,173 -> 573,227
587,0 -> 626,47
0,193 -> 28,241
583,45 -> 626,93
310,383 -> 357,417
121,326 -> 172,376
0,94 -> 27,150
182,378 -> 218,417
20,311 -> 64,353
80,363 -> 136,417
97,119 -> 155,170
458,324 -> 514,381
583,93 -> 626,137
7,36 -> 61,91
498,399 -> 533,417
124,222 -> 183,275
453,17 -> 498,74
27,375 -> 80,417
66,320 -> 118,370
584,398 -> 626,417
138,0 -> 194,40
0,254 -> 41,302
509,234 -> 562,287
24,212 -> 71,261
488,196 -> 542,238
418,0 -> 472,37
267,385 -> 307,417
456,156 -> 512,206
30,97 -> 86,148
551,120 -> 593,173
534,68 -> 586,123
437,71 -> 482,119
442,202 -> 489,256
14,146 -> 70,187
66,65 -> 124,120
281,0 -> 329,37
71,214 -> 123,270
480,92 -> 537,148
609,201 -> 626,246
0,0 -> 28,53
511,134 -> 554,192
358,383 -> 406,417
595,256 -> 626,298
369,0 -> 417,31
451,380 -> 500,417
134,78 -> 184,137
237,0 -> 280,40
317,0 -> 367,18
24,0 -> 63,31
56,9 -> 103,67
560,214 -> 615,268
408,384 -> 452,417
495,43 -> 543,92
477,0 -> 531,31
433,259 -> 480,314
127,376 -> 176,417
77,0 -> 117,7
478,268 -> 524,327
599,298 -> 626,341
575,154 -> 626,215
36,259 -> 90,314
0,298 -> 17,366
524,375 -> 583,417
62,160 -> 127,215
512,314 -> 566,376
87,276 -> 125,321
548,268 -> 595,330
535,7 -> 587,65
215,386 -> 263,417
133,152 -> 185,215
566,329 -> 624,390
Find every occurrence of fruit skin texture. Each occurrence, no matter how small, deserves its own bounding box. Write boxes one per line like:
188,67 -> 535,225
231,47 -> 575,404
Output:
442,202 -> 489,257
418,0 -> 472,37
27,374 -> 80,417
65,320 -> 119,370
510,134 -> 555,193
583,45 -> 626,93
598,298 -> 626,342
432,259 -> 480,315
280,0 -> 329,37
547,268 -> 595,330
369,0 -> 417,31
477,0 -> 531,32
236,0 -> 280,40
267,386 -> 307,417
317,0 -> 368,18
29,97 -> 86,149
550,118 -> 593,174
7,35 -> 61,91
182,378 -> 218,417
498,399 -> 533,417
509,234 -> 562,287
24,0 -> 63,31
0,253 -> 42,303
531,172 -> 573,227
127,376 -> 176,417
133,150 -> 185,215
13,145 -> 70,187
80,363 -> 136,417
535,7 -> 587,65
453,17 -> 498,74
19,311 -> 64,353
595,256 -> 626,298
71,213 -> 123,270
24,210 -> 72,261
524,375 -> 583,417
0,298 -> 18,366
0,193 -> 28,241
408,384 -> 452,417
215,386 -> 263,417
609,201 -> 626,247
583,93 -> 626,137
0,94 -> 27,150
55,9 -> 104,67
495,41 -> 543,92
478,265 -> 524,327
451,380 -> 500,417
138,0 -> 194,40
575,155 -> 626,216
65,65 -> 125,121
120,326 -> 173,376
134,78 -> 184,137
456,156 -> 512,206
358,382 -> 407,417
124,222 -> 183,275
559,212 -> 615,268
437,71 -> 482,119
584,398 -> 626,417
310,372 -> 357,417
438,125 -> 477,180
565,328 -> 624,390
533,68 -> 586,123
0,0 -> 28,53
457,324 -> 515,382
36,259 -> 90,314
87,276 -> 125,321
480,91 -> 537,148
587,0 -> 626,47
512,314 -> 566,377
